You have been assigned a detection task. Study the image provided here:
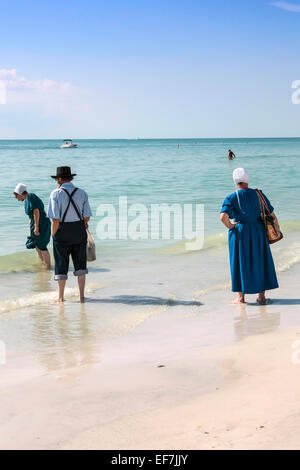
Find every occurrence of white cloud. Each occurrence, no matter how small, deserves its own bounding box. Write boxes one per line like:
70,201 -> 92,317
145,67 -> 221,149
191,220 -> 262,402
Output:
0,68 -> 72,90
270,2 -> 300,12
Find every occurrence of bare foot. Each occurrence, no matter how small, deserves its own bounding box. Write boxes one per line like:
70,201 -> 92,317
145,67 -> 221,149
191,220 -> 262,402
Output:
230,299 -> 245,304
257,297 -> 272,305
55,298 -> 64,303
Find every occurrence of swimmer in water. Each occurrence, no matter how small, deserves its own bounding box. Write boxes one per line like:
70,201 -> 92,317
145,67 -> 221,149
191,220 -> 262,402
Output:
228,149 -> 236,160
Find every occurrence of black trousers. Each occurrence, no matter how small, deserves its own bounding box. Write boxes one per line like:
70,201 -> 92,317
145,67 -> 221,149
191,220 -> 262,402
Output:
53,221 -> 88,281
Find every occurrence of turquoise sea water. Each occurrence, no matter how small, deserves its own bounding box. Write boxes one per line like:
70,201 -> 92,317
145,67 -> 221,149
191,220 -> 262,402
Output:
1,138 -> 300,361
1,138 -> 300,264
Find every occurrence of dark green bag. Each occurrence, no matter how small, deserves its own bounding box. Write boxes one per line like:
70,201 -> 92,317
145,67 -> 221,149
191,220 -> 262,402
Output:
26,236 -> 36,249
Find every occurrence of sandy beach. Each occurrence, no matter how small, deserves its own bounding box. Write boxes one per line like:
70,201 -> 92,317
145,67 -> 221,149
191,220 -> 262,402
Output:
1,251 -> 300,450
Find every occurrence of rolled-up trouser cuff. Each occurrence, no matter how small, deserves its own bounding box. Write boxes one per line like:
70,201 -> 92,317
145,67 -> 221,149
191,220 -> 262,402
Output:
73,269 -> 88,277
54,274 -> 68,281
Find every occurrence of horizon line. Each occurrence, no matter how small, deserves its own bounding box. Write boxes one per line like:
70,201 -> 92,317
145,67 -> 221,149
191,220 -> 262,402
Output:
0,136 -> 300,141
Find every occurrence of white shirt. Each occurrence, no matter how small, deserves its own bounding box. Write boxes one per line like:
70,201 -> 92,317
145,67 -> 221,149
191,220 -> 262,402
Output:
47,182 -> 92,222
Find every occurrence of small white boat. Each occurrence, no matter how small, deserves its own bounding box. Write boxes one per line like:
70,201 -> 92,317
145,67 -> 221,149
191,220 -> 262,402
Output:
60,139 -> 77,148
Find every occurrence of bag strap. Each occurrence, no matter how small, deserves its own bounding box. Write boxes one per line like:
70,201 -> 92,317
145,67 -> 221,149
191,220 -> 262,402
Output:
61,188 -> 82,222
260,191 -> 271,214
255,189 -> 270,217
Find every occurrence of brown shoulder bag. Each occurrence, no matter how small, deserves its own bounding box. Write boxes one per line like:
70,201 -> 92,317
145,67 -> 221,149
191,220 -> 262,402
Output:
255,189 -> 283,244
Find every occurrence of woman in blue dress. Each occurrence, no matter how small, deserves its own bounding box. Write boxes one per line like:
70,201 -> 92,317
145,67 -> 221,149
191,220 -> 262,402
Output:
220,168 -> 279,304
14,183 -> 51,269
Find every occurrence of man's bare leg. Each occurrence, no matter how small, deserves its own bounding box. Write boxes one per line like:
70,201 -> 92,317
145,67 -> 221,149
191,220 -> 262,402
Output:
78,274 -> 86,303
230,292 -> 245,304
57,280 -> 66,302
257,291 -> 266,305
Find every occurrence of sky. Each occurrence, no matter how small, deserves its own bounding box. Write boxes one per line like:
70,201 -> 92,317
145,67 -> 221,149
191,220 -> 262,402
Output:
1,0 -> 300,138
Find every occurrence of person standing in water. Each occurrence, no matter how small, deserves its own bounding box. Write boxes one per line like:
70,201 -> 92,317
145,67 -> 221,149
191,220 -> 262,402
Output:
14,183 -> 51,269
48,167 -> 92,303
228,149 -> 236,160
220,168 -> 279,305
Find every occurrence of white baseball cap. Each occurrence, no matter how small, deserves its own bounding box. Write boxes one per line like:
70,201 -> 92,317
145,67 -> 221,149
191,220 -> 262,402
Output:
14,183 -> 27,195
233,168 -> 249,185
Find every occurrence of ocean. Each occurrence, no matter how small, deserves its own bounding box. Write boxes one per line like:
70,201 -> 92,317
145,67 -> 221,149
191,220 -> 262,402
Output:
1,138 -> 300,366
1,138 -> 300,254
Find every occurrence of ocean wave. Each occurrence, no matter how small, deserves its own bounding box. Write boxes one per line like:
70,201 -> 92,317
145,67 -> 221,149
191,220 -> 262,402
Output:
0,251 -> 44,274
1,220 -> 300,275
157,220 -> 300,255
0,282 -> 106,314
192,241 -> 300,298
274,241 -> 300,273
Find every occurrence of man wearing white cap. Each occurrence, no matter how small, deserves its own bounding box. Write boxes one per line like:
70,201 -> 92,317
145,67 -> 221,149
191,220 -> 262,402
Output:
14,183 -> 51,269
220,168 -> 279,304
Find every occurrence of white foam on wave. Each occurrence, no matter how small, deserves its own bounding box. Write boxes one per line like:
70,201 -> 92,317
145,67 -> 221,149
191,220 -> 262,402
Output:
193,241 -> 300,298
275,242 -> 300,273
0,282 -> 106,314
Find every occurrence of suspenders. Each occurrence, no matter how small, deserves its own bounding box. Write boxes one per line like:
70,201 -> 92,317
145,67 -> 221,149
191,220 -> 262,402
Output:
61,188 -> 83,223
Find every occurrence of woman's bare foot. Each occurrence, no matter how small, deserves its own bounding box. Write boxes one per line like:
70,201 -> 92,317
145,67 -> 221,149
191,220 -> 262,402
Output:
257,297 -> 272,305
230,298 -> 245,304
257,291 -> 266,304
230,292 -> 245,304
55,298 -> 64,303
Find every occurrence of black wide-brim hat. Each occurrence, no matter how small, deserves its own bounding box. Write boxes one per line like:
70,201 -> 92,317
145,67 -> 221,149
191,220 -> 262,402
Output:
51,166 -> 77,179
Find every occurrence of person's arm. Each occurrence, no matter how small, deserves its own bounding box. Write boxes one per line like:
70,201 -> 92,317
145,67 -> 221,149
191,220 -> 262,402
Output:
48,190 -> 61,236
82,192 -> 92,229
33,209 -> 40,236
51,219 -> 60,236
220,212 -> 240,229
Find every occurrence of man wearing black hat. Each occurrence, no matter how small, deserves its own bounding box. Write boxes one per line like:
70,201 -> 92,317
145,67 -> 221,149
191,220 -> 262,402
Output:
48,166 -> 92,303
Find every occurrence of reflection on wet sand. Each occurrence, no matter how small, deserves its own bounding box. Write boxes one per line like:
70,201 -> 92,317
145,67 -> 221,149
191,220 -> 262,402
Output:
29,303 -> 98,373
234,304 -> 281,341
32,270 -> 52,293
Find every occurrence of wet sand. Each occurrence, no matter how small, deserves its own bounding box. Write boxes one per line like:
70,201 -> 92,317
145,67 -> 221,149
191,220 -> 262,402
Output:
0,259 -> 300,450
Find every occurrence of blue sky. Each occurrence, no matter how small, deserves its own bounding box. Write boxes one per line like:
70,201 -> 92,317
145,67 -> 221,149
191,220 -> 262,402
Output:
1,0 -> 300,138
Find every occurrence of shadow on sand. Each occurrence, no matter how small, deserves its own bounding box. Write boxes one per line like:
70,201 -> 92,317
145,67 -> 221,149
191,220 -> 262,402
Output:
85,295 -> 203,307
270,298 -> 300,305
247,298 -> 300,306
87,267 -> 110,273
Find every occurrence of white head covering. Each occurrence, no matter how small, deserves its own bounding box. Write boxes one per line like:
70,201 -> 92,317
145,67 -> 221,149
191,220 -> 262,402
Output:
14,183 -> 27,195
233,168 -> 249,185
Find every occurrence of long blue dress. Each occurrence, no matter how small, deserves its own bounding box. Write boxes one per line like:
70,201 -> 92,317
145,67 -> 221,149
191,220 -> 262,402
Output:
220,188 -> 278,294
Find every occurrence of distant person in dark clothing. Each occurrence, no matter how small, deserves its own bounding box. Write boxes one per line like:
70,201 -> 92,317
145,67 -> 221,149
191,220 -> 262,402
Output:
228,149 -> 236,160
